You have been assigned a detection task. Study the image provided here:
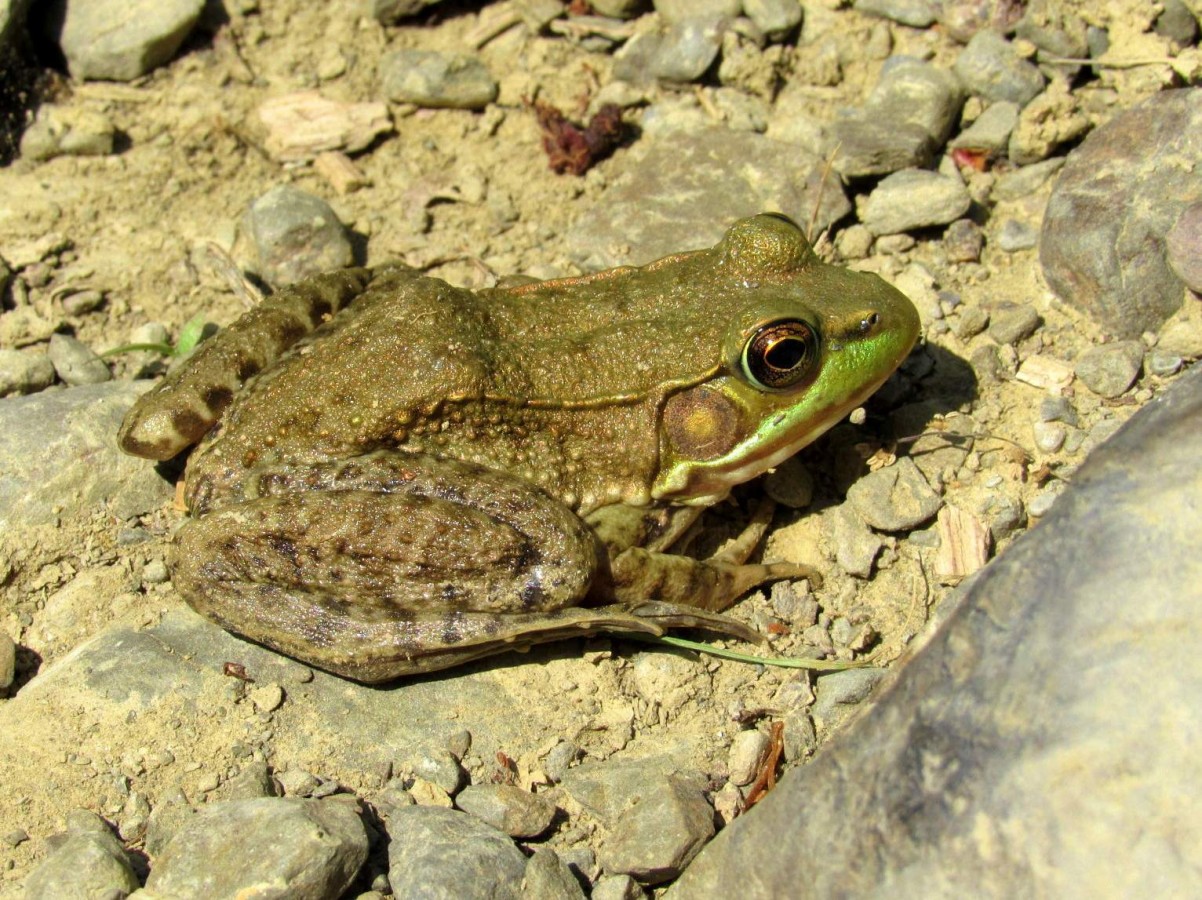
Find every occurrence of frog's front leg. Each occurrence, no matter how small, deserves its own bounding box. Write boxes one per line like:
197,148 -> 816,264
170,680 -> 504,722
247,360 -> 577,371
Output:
174,451 -> 688,682
590,497 -> 821,615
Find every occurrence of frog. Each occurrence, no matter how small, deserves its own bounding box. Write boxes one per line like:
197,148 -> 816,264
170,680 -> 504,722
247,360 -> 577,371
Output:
119,213 -> 919,683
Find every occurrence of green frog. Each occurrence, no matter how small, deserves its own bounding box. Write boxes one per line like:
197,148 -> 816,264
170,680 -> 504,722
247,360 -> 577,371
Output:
119,213 -> 919,682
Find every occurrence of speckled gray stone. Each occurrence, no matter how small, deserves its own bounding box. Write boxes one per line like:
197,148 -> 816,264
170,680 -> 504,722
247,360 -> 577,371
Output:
846,456 -> 942,531
380,49 -> 497,109
860,169 -> 972,235
953,30 -> 1046,106
386,806 -> 526,900
245,184 -> 354,286
456,784 -> 558,838
48,0 -> 203,81
47,334 -> 111,385
1075,341 -> 1144,398
145,797 -> 368,899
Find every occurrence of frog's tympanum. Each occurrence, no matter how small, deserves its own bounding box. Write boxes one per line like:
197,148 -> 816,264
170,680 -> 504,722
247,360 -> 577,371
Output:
119,214 -> 919,682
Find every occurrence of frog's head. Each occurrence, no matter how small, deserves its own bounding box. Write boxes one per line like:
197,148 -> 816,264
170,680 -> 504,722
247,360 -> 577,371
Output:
652,213 -> 920,505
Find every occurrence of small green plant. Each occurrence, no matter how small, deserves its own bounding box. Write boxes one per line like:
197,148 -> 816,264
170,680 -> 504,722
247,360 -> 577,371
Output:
101,311 -> 211,359
628,634 -> 871,672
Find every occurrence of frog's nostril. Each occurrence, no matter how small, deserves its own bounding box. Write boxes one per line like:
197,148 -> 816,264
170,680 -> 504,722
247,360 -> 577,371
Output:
861,312 -> 881,333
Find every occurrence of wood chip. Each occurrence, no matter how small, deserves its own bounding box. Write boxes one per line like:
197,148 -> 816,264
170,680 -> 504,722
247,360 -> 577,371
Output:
1016,354 -> 1075,392
933,505 -> 991,584
257,91 -> 393,163
314,151 -> 371,194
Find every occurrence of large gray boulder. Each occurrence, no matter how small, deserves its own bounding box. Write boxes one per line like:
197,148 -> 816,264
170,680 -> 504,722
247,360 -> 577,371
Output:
672,362 -> 1202,897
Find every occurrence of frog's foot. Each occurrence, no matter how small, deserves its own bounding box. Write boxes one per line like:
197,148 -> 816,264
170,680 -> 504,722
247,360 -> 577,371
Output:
187,594 -> 712,683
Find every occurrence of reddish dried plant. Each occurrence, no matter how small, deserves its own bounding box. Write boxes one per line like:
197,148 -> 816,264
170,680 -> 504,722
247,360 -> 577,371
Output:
532,101 -> 625,176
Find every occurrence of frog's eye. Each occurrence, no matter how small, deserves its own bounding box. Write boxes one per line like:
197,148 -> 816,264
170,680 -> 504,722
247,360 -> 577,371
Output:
741,319 -> 819,390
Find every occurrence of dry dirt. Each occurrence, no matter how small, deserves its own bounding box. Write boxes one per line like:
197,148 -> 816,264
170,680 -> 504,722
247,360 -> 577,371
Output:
0,0 -> 1193,892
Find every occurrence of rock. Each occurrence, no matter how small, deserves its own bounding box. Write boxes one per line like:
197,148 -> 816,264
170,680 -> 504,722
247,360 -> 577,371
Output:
853,0 -> 936,28
952,30 -> 1046,106
831,58 -> 963,177
1074,341 -> 1144,399
0,381 -> 171,526
859,169 -> 972,236
369,0 -> 446,24
245,184 -> 354,286
249,682 -> 284,713
385,806 -> 526,899
560,758 -> 681,826
670,362 -> 1202,899
1166,202 -> 1202,294
1015,2 -> 1088,60
23,813 -> 138,900
992,157 -> 1063,201
987,302 -> 1041,345
811,667 -> 887,725
45,0 -> 204,81
565,128 -> 849,270
408,748 -> 465,797
1155,0 -> 1199,44
653,0 -> 739,23
598,776 -> 714,885
47,333 -> 111,385
1041,90 -> 1202,338
379,49 -> 497,109
828,504 -> 883,578
522,847 -> 587,900
728,729 -> 772,786
846,457 -> 942,532
143,797 -> 367,899
743,0 -> 802,41
1033,420 -> 1066,453
0,630 -> 14,690
650,17 -> 724,83
944,218 -> 983,264
0,348 -> 54,396
143,791 -> 195,857
276,768 -> 321,798
455,784 -> 558,838
19,105 -> 115,160
225,760 -> 277,800
592,874 -> 645,900
949,100 -> 1019,154
996,218 -> 1037,253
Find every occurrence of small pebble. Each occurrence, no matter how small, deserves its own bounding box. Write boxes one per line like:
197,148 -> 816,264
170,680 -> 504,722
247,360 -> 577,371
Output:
763,456 -> 814,508
1028,488 -> 1062,518
142,559 -> 170,584
1075,341 -> 1144,398
1146,350 -> 1183,377
410,749 -> 465,796
996,219 -> 1037,252
954,305 -> 990,340
743,0 -> 803,41
456,784 -> 558,838
276,768 -> 321,797
0,631 -> 15,690
1038,395 -> 1079,426
953,30 -> 1046,106
651,17 -> 725,83
379,49 -> 498,109
0,349 -> 56,396
61,289 -> 106,315
246,185 -> 354,286
250,683 -> 285,713
728,729 -> 771,786
860,169 -> 972,235
944,218 -> 984,263
987,303 -> 1041,345
846,457 -> 943,532
1033,421 -> 1066,453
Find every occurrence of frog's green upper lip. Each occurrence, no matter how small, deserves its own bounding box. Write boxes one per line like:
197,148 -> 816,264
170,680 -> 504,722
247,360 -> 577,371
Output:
652,275 -> 920,505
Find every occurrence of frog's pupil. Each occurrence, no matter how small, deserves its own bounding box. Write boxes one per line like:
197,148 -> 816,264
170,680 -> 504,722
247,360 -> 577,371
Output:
765,336 -> 806,372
